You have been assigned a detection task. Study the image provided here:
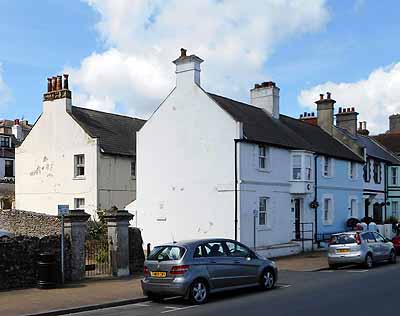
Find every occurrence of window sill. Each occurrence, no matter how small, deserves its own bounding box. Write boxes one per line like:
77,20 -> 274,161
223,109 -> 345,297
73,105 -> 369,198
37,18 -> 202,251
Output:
289,179 -> 313,182
322,175 -> 334,179
73,176 -> 86,180
130,176 -> 136,180
257,168 -> 271,173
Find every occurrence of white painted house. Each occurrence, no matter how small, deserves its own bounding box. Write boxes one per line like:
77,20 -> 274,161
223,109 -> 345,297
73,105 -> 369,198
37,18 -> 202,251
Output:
136,49 -> 363,256
16,75 -> 145,216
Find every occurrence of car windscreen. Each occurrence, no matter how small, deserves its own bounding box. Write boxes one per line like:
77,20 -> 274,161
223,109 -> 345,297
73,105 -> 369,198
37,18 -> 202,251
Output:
147,246 -> 186,261
329,234 -> 357,245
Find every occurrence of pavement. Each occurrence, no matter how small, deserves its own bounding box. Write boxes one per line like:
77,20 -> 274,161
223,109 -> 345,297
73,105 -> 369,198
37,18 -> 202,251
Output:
274,250 -> 328,272
67,261 -> 400,316
0,251 -> 328,316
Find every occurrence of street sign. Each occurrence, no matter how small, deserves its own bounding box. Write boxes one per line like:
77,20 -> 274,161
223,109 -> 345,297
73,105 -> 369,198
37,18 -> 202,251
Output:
58,205 -> 70,216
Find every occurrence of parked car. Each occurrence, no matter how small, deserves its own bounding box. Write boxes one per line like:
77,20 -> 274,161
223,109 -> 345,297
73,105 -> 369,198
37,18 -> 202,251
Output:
392,235 -> 400,255
141,238 -> 278,304
328,231 -> 396,269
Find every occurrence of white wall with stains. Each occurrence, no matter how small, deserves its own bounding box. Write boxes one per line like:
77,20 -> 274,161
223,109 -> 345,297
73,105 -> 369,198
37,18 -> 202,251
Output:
15,97 -> 99,216
136,80 -> 239,247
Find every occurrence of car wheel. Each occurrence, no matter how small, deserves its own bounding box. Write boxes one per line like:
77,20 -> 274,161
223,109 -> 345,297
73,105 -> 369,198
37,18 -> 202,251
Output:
329,264 -> 338,270
389,250 -> 397,264
364,254 -> 374,269
147,292 -> 164,302
189,279 -> 208,304
260,269 -> 275,290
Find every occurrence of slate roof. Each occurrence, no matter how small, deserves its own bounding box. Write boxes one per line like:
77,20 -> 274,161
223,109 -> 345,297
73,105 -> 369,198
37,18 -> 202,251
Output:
70,107 -> 146,156
336,128 -> 400,164
207,93 -> 363,163
372,133 -> 400,155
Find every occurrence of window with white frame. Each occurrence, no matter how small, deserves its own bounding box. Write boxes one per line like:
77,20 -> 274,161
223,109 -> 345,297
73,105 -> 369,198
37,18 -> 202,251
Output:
259,197 -> 269,226
349,198 -> 358,218
373,161 -> 381,184
392,201 -> 399,218
323,197 -> 333,224
323,157 -> 333,177
292,154 -> 302,180
258,145 -> 268,170
74,154 -> 85,177
363,158 -> 371,182
392,167 -> 398,185
74,198 -> 85,209
349,161 -> 357,179
305,155 -> 312,181
0,136 -> 10,148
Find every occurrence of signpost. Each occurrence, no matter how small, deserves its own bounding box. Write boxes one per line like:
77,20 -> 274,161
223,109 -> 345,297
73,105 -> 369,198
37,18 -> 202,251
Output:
58,205 -> 69,285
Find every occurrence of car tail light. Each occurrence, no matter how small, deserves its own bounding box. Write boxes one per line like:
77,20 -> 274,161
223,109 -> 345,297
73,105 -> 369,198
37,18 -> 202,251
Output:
144,266 -> 150,277
355,233 -> 362,245
170,265 -> 190,275
328,237 -> 335,245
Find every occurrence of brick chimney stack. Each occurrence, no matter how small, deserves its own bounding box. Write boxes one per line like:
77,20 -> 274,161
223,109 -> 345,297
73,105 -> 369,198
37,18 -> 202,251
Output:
250,81 -> 280,119
335,106 -> 359,135
43,74 -> 72,113
389,114 -> 400,133
315,92 -> 336,135
358,121 -> 369,135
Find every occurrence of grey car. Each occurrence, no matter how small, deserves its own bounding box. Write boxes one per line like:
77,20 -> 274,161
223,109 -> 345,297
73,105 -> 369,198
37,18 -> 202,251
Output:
328,231 -> 396,269
141,238 -> 278,304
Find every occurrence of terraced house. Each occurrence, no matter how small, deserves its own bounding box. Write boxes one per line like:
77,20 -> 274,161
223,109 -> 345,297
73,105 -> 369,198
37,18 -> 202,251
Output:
373,114 -> 400,221
136,49 -> 365,256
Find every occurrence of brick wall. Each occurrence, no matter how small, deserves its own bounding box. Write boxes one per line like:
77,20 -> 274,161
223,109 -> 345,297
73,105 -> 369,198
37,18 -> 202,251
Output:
0,209 -> 60,237
0,235 -> 71,290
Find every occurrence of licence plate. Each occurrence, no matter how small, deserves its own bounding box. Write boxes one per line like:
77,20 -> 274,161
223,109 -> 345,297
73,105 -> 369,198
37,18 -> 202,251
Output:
151,271 -> 167,278
337,249 -> 350,253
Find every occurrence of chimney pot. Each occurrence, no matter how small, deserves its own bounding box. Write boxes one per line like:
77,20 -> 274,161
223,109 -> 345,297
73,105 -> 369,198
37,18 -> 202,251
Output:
351,107 -> 355,112
319,94 -> 324,100
52,77 -> 57,91
47,78 -> 52,92
338,107 -> 342,113
327,92 -> 331,99
311,112 -> 315,116
255,83 -> 261,89
180,48 -> 187,57
300,114 -> 303,118
359,122 -> 363,130
14,119 -> 20,125
63,74 -> 69,90
56,75 -> 62,90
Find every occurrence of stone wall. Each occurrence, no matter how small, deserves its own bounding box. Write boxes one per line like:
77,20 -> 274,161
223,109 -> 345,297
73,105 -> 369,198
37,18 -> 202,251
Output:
0,209 -> 60,237
0,235 -> 71,290
128,227 -> 145,274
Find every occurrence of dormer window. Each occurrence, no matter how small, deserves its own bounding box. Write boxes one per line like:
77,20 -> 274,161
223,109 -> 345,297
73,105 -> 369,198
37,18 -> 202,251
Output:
0,136 -> 10,148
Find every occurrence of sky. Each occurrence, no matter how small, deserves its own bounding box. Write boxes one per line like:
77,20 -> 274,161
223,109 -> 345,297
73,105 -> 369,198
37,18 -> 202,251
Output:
0,0 -> 399,133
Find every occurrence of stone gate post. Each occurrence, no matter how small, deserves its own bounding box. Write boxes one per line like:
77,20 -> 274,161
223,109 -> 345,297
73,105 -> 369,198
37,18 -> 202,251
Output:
62,210 -> 90,281
104,209 -> 133,277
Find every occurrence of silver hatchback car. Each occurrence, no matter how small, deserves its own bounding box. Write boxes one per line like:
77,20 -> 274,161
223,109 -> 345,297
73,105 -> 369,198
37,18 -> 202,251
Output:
328,231 -> 396,269
141,238 -> 278,304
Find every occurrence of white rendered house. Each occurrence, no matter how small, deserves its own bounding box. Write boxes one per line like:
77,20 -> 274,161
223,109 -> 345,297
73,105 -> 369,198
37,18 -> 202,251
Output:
136,49 -> 363,255
16,75 -> 145,216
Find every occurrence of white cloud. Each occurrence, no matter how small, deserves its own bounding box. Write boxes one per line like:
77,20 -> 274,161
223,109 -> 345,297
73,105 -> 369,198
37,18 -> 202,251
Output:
69,0 -> 330,117
298,62 -> 400,133
0,63 -> 11,107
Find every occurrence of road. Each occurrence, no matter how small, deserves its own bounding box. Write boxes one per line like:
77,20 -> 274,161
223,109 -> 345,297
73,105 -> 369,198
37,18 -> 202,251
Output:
73,262 -> 398,316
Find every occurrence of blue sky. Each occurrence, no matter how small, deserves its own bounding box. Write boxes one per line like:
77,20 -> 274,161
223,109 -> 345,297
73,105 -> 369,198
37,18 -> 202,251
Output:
0,0 -> 399,133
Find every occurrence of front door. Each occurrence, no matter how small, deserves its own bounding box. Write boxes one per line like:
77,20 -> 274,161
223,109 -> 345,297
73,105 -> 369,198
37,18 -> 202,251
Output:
373,203 -> 383,224
294,199 -> 301,240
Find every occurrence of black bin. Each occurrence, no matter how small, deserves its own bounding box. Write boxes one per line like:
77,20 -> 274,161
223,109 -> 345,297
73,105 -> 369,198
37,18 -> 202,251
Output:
37,252 -> 57,289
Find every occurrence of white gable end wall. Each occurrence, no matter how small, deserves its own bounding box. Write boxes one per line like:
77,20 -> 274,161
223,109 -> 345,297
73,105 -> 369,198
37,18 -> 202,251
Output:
15,98 -> 99,216
136,85 -> 239,246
